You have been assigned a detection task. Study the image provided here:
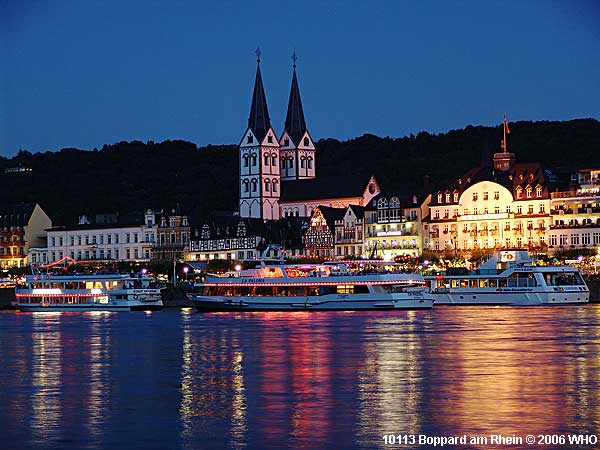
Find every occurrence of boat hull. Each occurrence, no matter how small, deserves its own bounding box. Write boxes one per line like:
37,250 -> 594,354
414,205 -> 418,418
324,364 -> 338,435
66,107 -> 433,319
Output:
15,301 -> 163,312
431,289 -> 589,306
191,293 -> 433,312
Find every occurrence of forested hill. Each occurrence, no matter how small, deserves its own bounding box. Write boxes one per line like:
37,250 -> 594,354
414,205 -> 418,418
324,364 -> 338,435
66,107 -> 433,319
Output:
1,118 -> 598,225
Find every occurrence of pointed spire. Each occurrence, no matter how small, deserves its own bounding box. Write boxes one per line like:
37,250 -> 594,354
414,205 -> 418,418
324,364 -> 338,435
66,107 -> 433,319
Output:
248,48 -> 271,142
284,51 -> 307,145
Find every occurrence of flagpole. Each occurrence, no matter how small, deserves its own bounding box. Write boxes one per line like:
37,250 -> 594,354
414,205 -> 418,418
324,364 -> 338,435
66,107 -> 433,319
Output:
503,114 -> 507,152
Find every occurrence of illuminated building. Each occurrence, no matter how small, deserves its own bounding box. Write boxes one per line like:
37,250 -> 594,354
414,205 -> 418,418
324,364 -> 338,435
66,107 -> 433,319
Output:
152,207 -> 190,261
0,203 -> 51,268
364,193 -> 427,259
548,168 -> 600,254
424,132 -> 553,253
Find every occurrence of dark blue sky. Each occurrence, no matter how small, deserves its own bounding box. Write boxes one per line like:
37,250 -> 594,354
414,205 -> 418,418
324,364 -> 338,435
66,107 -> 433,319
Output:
1,0 -> 599,157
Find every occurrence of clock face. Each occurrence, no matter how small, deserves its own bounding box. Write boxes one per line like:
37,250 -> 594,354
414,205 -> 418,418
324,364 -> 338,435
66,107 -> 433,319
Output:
368,184 -> 375,194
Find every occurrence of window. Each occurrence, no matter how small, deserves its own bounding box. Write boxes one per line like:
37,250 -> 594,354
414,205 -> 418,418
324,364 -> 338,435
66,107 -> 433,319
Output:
437,194 -> 443,203
445,193 -> 450,202
280,159 -> 285,169
434,210 -> 440,219
272,155 -> 277,166
243,155 -> 249,167
494,206 -> 500,214
243,180 -> 249,192
272,180 -> 278,192
536,186 -> 542,197
526,186 -> 532,198
264,155 -> 269,166
251,179 -> 257,192
267,135 -> 273,143
265,180 -> 270,192
453,192 -> 458,202
300,159 -> 305,168
539,204 -> 545,214
289,158 -> 294,169
464,209 -> 469,215
473,192 -> 478,201
483,192 -> 489,200
528,205 -> 534,214
516,187 -> 523,199
517,205 -> 522,214
494,191 -> 500,200
247,135 -> 253,144
307,158 -> 312,169
284,138 -> 289,146
303,137 -> 309,146
251,154 -> 257,166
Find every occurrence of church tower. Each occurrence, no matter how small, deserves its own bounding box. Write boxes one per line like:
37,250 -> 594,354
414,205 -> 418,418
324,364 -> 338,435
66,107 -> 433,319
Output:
279,53 -> 316,181
239,50 -> 281,220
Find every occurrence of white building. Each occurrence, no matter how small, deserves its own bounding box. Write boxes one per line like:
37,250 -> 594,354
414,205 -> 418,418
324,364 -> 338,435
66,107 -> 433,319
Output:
44,211 -> 157,263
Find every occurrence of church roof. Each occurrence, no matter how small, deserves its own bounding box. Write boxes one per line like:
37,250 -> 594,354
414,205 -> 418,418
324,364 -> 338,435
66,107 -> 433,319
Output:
284,65 -> 307,145
248,61 -> 271,142
280,175 -> 374,202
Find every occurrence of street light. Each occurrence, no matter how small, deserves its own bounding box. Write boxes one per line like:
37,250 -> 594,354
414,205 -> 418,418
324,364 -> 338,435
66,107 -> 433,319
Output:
183,265 -> 189,282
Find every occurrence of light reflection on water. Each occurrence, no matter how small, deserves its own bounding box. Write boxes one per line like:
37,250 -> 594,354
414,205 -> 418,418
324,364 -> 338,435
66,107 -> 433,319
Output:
1,306 -> 600,449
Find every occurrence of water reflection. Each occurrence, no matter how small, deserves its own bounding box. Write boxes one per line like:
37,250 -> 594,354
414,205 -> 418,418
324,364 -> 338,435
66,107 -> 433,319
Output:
2,307 -> 600,450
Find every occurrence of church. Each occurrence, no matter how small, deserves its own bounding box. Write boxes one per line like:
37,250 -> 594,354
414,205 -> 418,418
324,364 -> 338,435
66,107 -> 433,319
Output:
238,52 -> 380,221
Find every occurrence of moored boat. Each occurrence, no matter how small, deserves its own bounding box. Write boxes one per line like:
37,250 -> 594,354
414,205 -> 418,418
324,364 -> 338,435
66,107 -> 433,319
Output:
189,262 -> 433,311
15,273 -> 163,312
425,249 -> 590,306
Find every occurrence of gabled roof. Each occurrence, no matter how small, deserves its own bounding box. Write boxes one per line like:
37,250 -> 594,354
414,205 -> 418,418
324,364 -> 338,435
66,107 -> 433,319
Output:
0,202 -> 36,226
315,206 -> 347,233
248,61 -> 271,142
365,191 -> 425,211
280,175 -> 374,202
284,65 -> 307,145
348,204 -> 365,220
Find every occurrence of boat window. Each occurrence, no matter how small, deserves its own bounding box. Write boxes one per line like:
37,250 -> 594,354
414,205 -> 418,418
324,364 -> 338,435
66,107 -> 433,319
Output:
507,272 -> 537,287
469,279 -> 478,288
337,285 -> 354,294
460,279 -> 468,288
489,279 -> 498,288
479,279 -> 489,288
451,279 -> 461,288
542,272 -> 585,286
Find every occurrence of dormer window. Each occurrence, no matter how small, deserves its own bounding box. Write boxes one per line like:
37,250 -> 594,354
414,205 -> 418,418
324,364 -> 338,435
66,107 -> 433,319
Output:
445,193 -> 450,202
303,137 -> 309,146
526,186 -> 532,198
437,194 -> 442,203
516,186 -> 523,199
247,135 -> 253,144
536,186 -> 542,197
453,192 -> 458,202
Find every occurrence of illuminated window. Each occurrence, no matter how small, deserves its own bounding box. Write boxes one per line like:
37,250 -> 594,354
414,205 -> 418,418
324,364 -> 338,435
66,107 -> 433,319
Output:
445,193 -> 450,202
526,186 -> 532,198
536,186 -> 542,197
453,192 -> 458,202
437,194 -> 442,203
516,187 -> 523,199
483,192 -> 489,200
494,191 -> 500,200
473,192 -> 478,201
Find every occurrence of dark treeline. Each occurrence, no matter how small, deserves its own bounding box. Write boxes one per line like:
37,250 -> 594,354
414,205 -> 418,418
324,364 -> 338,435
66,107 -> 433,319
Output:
0,119 -> 598,225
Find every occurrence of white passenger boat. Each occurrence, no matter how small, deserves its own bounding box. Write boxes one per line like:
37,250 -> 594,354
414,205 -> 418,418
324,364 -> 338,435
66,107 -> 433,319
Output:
15,273 -> 163,312
425,250 -> 590,306
189,262 -> 433,311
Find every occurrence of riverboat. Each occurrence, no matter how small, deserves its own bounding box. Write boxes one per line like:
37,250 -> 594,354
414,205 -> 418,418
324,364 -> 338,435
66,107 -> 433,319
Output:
189,261 -> 433,311
15,273 -> 163,312
425,250 -> 589,305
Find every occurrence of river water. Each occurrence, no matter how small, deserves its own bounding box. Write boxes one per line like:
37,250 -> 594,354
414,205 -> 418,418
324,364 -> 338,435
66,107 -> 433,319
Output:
1,306 -> 600,450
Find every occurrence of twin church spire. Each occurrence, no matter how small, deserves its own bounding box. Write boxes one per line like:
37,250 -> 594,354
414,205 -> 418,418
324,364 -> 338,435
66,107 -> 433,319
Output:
239,50 -> 315,221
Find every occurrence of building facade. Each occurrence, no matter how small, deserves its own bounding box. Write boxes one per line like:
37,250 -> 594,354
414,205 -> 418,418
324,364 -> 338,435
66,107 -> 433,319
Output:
0,203 -> 52,268
152,208 -> 190,261
547,168 -> 600,254
46,215 -> 156,264
424,147 -> 553,253
364,193 -> 426,259
334,205 -> 365,258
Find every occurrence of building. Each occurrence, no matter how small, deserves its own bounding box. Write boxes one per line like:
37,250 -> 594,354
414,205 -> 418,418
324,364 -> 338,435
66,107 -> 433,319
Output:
304,206 -> 346,258
188,213 -> 305,261
364,192 -> 426,259
547,168 -> 600,254
424,139 -> 553,253
238,54 -> 380,221
334,205 -> 365,258
152,208 -> 190,261
238,53 -> 282,220
45,212 -> 157,264
0,203 -> 51,268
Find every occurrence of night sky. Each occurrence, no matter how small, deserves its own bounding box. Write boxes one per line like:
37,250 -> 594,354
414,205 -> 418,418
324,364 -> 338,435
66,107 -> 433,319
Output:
1,0 -> 599,157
